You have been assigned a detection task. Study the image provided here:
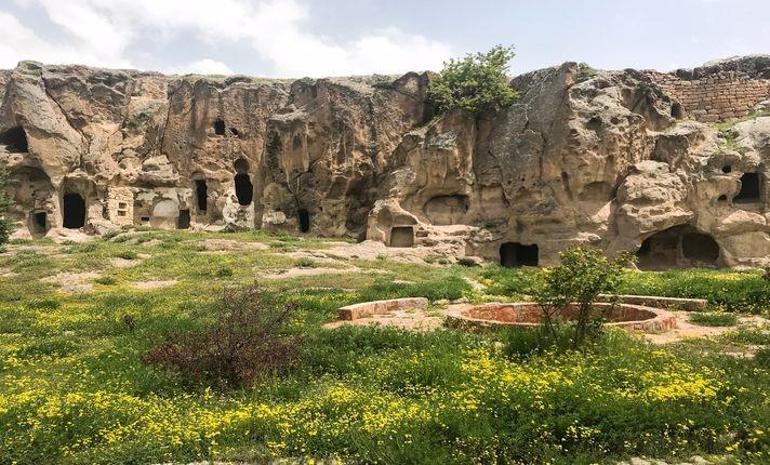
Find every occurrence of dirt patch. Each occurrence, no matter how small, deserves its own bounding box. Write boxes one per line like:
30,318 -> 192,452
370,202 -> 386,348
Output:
131,280 -> 178,290
643,311 -> 768,344
323,240 -> 446,264
197,239 -> 270,252
42,271 -> 100,293
259,267 -> 353,280
324,307 -> 445,332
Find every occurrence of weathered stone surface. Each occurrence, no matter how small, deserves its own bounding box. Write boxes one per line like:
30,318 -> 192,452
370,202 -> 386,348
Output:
2,56 -> 770,267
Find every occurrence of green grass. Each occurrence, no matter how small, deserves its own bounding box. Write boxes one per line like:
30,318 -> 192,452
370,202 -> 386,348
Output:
481,265 -> 770,315
689,312 -> 739,327
1,233 -> 770,464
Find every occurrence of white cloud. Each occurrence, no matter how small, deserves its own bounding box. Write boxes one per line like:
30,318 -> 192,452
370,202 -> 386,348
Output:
1,0 -> 453,77
170,59 -> 234,75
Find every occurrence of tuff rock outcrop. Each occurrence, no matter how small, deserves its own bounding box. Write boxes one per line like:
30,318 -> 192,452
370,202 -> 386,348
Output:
2,56 -> 770,268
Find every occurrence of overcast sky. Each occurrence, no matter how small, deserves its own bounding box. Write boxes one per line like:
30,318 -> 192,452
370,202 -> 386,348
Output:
0,0 -> 768,78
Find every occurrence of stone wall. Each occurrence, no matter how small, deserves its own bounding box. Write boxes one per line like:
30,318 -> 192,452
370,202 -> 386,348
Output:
106,187 -> 134,226
648,56 -> 770,123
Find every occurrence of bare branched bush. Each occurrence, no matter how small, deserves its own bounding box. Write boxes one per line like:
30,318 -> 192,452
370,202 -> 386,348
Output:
143,284 -> 301,388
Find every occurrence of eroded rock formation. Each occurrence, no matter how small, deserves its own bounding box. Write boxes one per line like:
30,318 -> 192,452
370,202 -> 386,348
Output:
2,56 -> 770,268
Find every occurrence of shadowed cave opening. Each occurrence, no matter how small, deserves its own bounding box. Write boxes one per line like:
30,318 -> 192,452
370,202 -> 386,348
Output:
0,127 -> 29,153
500,242 -> 539,267
734,172 -> 761,203
233,159 -> 253,206
671,102 -> 683,119
214,119 -> 226,136
29,211 -> 48,236
637,225 -> 720,270
389,226 -> 414,248
62,193 -> 86,229
234,175 -> 253,206
298,209 -> 310,233
177,209 -> 190,229
194,180 -> 208,212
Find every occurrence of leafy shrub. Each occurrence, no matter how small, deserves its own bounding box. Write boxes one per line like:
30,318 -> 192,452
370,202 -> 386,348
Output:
575,62 -> 598,82
537,247 -> 633,347
428,45 -> 518,115
689,311 -> 738,327
143,284 -> 301,388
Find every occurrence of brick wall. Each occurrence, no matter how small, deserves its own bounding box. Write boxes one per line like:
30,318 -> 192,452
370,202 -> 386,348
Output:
646,57 -> 770,123
106,186 -> 134,226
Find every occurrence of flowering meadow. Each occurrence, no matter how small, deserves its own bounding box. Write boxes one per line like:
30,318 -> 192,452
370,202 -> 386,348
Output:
1,230 -> 769,464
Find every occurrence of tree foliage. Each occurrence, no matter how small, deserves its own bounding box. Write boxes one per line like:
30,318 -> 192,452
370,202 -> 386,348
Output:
536,247 -> 634,347
428,45 -> 518,115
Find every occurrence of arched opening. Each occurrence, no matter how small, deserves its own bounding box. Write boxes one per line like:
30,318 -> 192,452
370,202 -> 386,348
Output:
28,211 -> 48,237
62,193 -> 86,229
298,209 -> 310,233
233,159 -> 253,206
194,179 -> 208,212
734,172 -> 761,203
234,174 -> 252,206
177,209 -> 190,229
500,242 -> 539,267
389,226 -> 414,248
637,225 -> 720,270
213,119 -> 226,136
671,102 -> 683,119
0,127 -> 28,153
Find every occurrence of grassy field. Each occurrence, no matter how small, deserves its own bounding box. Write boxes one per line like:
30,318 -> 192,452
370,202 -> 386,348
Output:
1,230 -> 769,464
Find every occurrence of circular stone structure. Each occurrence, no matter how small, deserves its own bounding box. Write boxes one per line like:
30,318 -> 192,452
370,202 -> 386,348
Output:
446,302 -> 677,333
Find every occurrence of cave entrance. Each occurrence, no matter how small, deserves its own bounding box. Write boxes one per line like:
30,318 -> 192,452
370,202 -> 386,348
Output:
389,226 -> 414,248
637,225 -> 720,270
29,211 -> 48,237
298,209 -> 310,233
234,174 -> 253,206
177,209 -> 190,229
214,119 -> 226,136
734,172 -> 761,203
194,180 -> 208,212
499,242 -> 539,267
0,127 -> 28,153
233,159 -> 253,206
62,193 -> 86,229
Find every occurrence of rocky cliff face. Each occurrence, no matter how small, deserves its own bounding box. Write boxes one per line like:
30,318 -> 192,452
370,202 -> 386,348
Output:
2,56 -> 770,268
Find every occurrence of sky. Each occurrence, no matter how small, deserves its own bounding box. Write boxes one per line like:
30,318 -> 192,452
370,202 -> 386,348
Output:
0,0 -> 768,78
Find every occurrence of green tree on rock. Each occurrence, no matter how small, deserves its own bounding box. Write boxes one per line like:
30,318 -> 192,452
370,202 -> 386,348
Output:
428,45 -> 518,116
